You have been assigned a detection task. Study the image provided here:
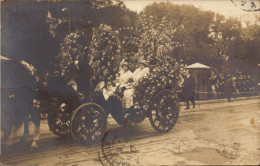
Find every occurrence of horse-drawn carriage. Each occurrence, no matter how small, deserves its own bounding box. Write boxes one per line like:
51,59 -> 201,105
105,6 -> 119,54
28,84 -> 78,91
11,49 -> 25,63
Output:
41,76 -> 180,145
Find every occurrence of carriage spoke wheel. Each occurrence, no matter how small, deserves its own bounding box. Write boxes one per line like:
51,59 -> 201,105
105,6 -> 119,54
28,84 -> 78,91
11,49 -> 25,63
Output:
48,101 -> 72,137
149,90 -> 179,133
70,103 -> 107,145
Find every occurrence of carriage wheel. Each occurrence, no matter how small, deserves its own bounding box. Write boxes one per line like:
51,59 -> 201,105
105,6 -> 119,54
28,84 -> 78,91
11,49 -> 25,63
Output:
149,90 -> 179,133
47,96 -> 78,137
70,103 -> 107,145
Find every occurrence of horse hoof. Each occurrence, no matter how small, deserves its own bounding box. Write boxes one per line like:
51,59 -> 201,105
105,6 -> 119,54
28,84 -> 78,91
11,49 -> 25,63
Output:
30,141 -> 39,148
29,146 -> 39,153
30,145 -> 39,149
19,138 -> 28,144
30,145 -> 39,148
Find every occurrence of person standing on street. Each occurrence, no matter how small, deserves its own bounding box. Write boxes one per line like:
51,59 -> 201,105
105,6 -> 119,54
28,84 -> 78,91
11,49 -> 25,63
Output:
182,71 -> 196,110
225,75 -> 236,102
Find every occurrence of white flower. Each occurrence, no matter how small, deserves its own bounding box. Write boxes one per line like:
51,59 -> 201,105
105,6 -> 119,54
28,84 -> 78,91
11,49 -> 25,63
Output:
62,8 -> 68,12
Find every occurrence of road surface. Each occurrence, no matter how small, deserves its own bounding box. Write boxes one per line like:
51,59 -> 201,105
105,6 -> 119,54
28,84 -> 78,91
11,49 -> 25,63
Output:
1,98 -> 259,165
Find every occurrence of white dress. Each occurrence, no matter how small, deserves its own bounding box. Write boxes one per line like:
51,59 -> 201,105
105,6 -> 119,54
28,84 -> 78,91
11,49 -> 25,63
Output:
117,70 -> 134,108
117,70 -> 133,88
133,67 -> 150,85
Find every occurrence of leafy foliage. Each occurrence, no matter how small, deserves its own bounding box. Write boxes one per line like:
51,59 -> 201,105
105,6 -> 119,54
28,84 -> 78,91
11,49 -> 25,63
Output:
141,2 -> 258,76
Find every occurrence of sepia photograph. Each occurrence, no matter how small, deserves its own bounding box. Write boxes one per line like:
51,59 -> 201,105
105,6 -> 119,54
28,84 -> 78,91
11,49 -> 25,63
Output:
1,0 -> 259,165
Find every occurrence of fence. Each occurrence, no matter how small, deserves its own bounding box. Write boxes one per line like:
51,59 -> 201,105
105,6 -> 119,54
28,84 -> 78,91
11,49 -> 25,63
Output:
176,90 -> 259,102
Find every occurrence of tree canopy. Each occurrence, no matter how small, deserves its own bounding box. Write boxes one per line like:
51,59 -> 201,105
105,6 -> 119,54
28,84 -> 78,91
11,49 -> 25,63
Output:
141,3 -> 259,73
2,1 -> 259,81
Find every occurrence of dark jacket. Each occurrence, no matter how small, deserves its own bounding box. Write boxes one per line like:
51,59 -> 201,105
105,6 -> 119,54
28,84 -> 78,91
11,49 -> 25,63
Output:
225,78 -> 236,94
183,76 -> 196,99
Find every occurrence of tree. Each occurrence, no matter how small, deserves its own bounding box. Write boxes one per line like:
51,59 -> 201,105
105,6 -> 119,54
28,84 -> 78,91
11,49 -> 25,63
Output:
1,1 -> 58,74
141,2 -> 216,64
239,23 -> 260,75
140,2 -> 258,76
45,0 -> 137,41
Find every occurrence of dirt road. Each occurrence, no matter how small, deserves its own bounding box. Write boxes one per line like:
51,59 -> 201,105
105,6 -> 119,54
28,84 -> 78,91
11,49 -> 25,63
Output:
1,98 -> 259,165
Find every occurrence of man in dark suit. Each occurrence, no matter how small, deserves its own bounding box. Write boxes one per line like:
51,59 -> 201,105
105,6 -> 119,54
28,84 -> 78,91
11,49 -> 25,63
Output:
183,72 -> 196,110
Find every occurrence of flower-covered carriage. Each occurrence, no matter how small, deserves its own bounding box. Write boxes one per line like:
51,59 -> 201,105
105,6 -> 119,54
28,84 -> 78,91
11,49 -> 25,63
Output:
42,24 -> 185,144
69,84 -> 180,144
41,71 -> 180,145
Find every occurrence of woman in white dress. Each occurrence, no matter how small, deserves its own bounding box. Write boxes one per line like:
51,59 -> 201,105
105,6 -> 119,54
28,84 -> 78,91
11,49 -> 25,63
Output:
133,60 -> 150,86
116,62 -> 134,109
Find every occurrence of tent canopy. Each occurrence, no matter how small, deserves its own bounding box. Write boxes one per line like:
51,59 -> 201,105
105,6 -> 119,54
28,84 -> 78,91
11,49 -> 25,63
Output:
184,62 -> 210,69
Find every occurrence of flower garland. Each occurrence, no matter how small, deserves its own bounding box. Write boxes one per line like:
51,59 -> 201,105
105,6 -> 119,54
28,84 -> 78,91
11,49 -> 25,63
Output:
88,24 -> 122,84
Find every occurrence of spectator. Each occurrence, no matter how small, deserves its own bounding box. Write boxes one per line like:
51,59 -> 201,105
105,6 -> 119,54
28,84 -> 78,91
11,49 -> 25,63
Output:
182,71 -> 196,110
211,84 -> 217,99
225,75 -> 236,102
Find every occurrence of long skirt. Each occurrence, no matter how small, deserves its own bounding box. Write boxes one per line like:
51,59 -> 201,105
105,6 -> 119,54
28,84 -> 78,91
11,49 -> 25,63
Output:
122,88 -> 133,109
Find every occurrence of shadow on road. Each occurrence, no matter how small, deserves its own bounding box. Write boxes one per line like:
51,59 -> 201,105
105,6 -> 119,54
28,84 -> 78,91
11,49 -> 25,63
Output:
1,121 -> 162,157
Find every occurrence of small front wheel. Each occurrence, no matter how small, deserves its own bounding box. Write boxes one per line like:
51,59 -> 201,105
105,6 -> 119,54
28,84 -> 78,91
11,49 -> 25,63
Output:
47,95 -> 79,137
149,90 -> 179,133
70,103 -> 107,145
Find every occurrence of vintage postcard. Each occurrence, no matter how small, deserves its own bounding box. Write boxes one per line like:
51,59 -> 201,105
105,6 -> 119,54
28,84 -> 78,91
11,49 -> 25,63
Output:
1,0 -> 259,165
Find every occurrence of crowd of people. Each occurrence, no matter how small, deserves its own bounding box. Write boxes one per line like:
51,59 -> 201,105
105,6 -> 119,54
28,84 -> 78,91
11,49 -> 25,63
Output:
235,72 -> 258,95
208,71 -> 258,100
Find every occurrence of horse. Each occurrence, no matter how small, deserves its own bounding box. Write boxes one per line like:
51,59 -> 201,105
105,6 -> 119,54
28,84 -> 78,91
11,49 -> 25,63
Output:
1,58 -> 41,148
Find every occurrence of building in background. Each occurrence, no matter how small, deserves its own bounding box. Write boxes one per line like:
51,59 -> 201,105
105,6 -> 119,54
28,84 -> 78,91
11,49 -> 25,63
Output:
185,63 -> 211,100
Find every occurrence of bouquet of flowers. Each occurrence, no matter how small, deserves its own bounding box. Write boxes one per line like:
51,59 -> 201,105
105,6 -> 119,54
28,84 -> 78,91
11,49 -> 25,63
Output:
133,16 -> 186,106
134,60 -> 184,106
88,24 -> 122,85
57,31 -> 91,77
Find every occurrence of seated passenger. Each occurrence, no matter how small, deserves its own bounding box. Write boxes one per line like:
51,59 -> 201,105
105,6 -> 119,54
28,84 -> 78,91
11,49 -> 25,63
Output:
116,62 -> 134,109
133,60 -> 150,86
132,60 -> 150,109
116,62 -> 133,88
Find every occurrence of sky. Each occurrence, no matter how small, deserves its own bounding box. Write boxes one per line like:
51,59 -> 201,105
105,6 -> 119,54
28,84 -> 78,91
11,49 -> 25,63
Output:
123,0 -> 259,25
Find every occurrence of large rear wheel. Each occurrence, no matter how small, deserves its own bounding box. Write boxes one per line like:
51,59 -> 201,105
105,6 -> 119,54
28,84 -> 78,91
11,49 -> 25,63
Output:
70,103 -> 107,145
149,90 -> 179,133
